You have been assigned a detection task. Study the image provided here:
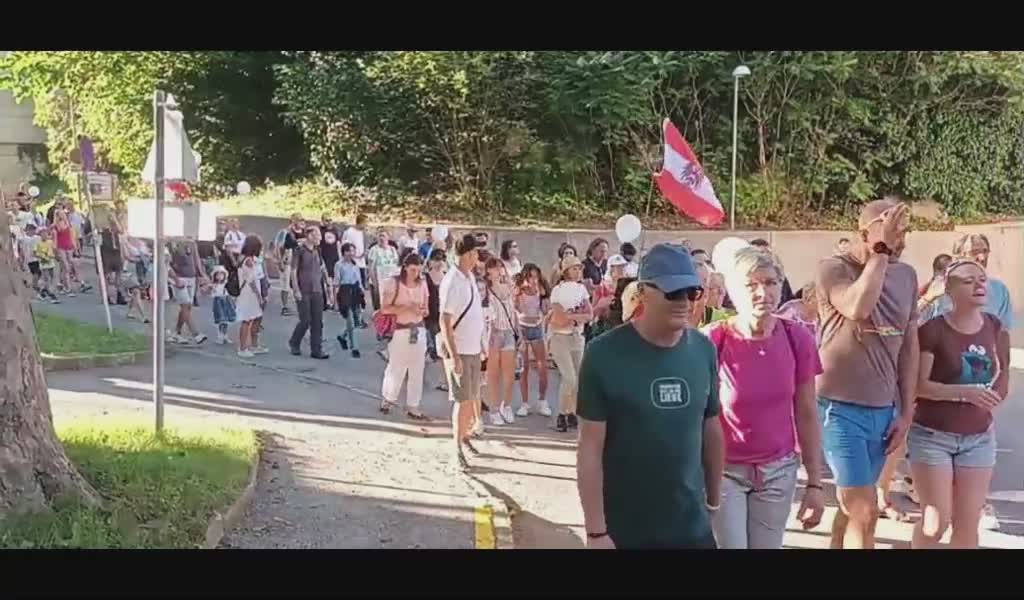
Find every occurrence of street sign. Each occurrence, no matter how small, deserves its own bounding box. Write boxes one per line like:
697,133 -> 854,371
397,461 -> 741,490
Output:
86,172 -> 116,201
126,198 -> 220,241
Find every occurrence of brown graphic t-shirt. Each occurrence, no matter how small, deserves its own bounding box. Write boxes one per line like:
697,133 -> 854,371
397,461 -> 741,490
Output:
915,314 -> 1001,435
816,254 -> 919,408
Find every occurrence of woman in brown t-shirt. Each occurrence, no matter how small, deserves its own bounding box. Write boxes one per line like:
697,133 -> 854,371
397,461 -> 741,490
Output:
910,260 -> 1009,549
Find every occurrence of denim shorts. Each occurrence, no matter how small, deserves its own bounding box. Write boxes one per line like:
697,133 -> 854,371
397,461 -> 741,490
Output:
521,324 -> 544,343
908,423 -> 997,469
818,398 -> 895,488
490,329 -> 517,352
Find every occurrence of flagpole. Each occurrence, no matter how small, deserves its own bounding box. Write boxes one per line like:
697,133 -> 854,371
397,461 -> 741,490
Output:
730,65 -> 751,231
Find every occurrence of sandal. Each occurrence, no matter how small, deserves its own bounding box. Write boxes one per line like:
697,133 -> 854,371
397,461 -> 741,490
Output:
406,411 -> 429,421
379,400 -> 397,414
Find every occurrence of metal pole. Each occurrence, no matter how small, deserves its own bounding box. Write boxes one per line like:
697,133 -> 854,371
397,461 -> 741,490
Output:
153,90 -> 166,434
83,172 -> 113,333
730,76 -> 740,231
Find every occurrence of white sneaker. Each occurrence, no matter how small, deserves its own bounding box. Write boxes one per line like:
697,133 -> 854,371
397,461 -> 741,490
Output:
193,333 -> 208,344
537,401 -> 553,418
216,333 -> 227,345
237,350 -> 255,358
472,420 -> 486,437
501,405 -> 515,424
516,404 -> 531,418
252,346 -> 270,355
490,411 -> 506,427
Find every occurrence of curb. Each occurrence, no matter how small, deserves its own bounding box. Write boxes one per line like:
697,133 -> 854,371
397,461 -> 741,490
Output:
204,439 -> 262,549
41,349 -> 156,372
462,474 -> 515,550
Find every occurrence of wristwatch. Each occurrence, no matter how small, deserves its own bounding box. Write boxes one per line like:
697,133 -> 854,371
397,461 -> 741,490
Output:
871,241 -> 893,256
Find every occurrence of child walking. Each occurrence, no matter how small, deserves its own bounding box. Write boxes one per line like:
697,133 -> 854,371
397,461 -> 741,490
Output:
35,227 -> 60,304
335,242 -> 365,358
210,266 -> 237,345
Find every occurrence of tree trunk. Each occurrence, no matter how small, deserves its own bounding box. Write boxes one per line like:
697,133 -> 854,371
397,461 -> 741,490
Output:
0,210 -> 101,517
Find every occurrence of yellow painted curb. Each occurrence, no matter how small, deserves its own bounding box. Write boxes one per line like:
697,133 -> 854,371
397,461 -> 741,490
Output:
474,504 -> 496,550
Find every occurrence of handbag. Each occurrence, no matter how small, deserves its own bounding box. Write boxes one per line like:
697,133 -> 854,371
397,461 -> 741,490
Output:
372,278 -> 402,341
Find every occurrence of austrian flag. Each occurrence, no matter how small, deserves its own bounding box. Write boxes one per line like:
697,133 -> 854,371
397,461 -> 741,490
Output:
654,119 -> 725,228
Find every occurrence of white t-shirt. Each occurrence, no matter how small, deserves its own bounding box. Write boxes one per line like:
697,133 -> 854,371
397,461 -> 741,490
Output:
624,261 -> 639,279
503,258 -> 522,278
224,230 -> 246,255
68,212 -> 86,233
550,281 -> 589,334
19,235 -> 40,263
398,234 -> 419,251
15,210 -> 35,231
342,227 -> 367,268
439,267 -> 484,356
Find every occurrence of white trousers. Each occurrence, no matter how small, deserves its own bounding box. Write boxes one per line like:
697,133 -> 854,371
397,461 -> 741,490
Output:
382,327 -> 427,410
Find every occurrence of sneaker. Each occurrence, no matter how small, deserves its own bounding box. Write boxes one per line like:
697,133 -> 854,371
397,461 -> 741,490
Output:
237,350 -> 255,358
337,335 -> 349,351
490,411 -> 506,427
501,405 -> 515,424
352,349 -> 361,359
471,420 -> 485,438
555,414 -> 568,433
167,333 -> 184,344
252,346 -> 270,355
537,401 -> 553,418
217,333 -> 227,345
49,297 -> 62,305
193,334 -> 208,345
68,292 -> 77,298
567,414 -> 579,429
516,404 -> 531,418
34,293 -> 45,302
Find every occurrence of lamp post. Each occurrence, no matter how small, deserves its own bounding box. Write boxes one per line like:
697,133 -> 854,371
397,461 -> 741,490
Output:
730,65 -> 751,231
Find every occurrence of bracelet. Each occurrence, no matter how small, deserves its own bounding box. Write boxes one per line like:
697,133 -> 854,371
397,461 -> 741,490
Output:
705,502 -> 720,512
586,531 -> 608,539
806,484 -> 823,491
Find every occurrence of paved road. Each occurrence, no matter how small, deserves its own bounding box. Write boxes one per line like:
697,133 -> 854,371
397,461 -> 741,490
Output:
34,259 -> 1024,548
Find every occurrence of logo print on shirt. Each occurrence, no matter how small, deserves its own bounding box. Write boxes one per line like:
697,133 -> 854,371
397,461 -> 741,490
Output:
650,377 -> 691,410
324,232 -> 337,245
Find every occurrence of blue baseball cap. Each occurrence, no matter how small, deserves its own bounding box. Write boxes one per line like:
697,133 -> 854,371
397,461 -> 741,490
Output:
639,243 -> 701,293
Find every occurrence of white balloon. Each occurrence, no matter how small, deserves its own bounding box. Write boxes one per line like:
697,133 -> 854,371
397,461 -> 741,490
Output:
433,225 -> 449,242
28,186 -> 40,198
236,181 -> 251,195
615,214 -> 642,243
711,236 -> 753,275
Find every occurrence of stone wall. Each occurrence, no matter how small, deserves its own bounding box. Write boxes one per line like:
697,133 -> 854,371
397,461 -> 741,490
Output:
233,215 -> 1024,310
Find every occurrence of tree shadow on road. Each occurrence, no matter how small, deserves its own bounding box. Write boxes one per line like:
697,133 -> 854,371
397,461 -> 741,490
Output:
221,432 -> 479,549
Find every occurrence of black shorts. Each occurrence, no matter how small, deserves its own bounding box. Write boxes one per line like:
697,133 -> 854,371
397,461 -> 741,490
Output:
28,261 -> 41,276
102,254 -> 123,274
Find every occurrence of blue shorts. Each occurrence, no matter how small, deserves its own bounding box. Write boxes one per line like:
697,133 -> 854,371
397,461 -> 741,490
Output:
908,423 -> 997,469
521,324 -> 545,343
818,398 -> 895,488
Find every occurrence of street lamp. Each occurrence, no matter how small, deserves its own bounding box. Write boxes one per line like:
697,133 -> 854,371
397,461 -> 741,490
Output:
730,65 -> 751,230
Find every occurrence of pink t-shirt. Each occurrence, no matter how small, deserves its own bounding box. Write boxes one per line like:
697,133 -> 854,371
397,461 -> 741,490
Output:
703,319 -> 823,466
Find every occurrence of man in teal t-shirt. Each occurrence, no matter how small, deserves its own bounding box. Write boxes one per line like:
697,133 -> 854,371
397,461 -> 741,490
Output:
576,243 -> 724,549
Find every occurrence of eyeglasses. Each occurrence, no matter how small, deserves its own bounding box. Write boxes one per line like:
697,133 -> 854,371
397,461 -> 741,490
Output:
644,283 -> 704,302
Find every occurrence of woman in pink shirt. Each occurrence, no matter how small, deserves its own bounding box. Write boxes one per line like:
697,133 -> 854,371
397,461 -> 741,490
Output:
701,247 -> 825,549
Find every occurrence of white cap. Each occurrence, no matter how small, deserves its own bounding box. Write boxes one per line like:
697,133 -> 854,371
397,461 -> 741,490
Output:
607,254 -> 628,268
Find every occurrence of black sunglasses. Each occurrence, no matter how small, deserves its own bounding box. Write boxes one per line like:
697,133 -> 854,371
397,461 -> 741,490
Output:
644,283 -> 704,302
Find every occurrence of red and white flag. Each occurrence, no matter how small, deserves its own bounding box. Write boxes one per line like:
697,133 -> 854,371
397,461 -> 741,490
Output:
654,118 -> 724,228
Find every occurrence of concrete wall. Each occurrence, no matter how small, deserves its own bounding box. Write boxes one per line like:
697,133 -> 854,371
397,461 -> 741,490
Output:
233,214 -> 1024,310
0,85 -> 46,197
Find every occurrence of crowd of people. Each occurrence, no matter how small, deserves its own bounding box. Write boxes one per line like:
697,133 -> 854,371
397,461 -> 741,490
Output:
6,190 -> 1012,551
572,199 -> 1010,550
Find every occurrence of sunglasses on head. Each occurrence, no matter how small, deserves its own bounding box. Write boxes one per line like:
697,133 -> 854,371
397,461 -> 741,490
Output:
645,283 -> 704,302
